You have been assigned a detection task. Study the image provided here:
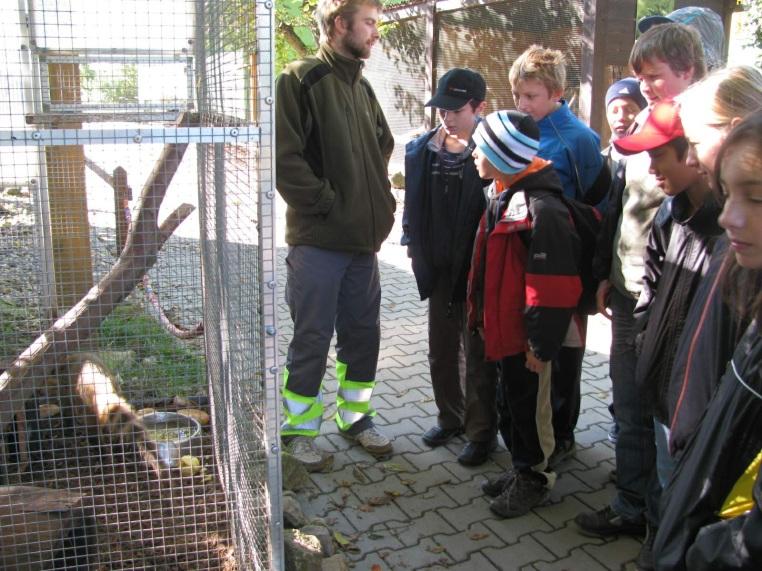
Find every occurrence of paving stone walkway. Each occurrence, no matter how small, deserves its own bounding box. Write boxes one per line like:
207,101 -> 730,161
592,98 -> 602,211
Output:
275,199 -> 643,570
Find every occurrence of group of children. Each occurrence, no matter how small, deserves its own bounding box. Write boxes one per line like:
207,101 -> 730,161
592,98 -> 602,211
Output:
404,7 -> 762,570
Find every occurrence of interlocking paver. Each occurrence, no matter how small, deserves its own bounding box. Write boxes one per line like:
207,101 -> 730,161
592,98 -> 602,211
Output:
533,520 -> 607,558
483,535 -> 556,569
432,521 -> 508,562
435,551 -> 500,570
533,546 -> 609,570
277,229 -> 642,569
585,536 -> 643,570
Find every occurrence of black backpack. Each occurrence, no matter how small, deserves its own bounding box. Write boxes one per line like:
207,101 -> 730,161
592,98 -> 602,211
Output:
559,195 -> 601,315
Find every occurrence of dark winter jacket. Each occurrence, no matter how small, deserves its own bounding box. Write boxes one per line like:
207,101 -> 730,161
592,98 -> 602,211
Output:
402,126 -> 487,303
275,44 -> 396,253
634,190 -> 723,422
667,236 -> 749,455
654,320 -> 762,571
467,160 -> 582,362
592,158 -> 627,283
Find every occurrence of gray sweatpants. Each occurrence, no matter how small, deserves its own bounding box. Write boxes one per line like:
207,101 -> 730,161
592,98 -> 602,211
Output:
284,245 -> 381,433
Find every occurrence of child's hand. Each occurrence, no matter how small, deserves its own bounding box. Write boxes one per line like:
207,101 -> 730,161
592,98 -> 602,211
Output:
596,279 -> 612,319
525,351 -> 546,374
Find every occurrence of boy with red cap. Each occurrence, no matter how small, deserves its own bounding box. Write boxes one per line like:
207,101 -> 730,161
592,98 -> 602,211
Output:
614,100 -> 722,488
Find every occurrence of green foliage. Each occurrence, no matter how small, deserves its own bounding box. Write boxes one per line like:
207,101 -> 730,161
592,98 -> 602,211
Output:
276,0 -> 318,71
80,64 -> 138,104
0,298 -> 43,363
743,0 -> 762,63
637,0 -> 673,19
96,303 -> 206,401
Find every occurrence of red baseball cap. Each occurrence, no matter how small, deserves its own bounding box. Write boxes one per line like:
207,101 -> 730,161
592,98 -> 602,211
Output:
614,101 -> 685,154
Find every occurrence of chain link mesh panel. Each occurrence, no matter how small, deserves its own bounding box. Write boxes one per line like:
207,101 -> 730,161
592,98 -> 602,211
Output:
0,1 -> 278,569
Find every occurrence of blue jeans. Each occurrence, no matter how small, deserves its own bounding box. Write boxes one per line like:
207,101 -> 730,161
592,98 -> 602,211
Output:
609,288 -> 660,525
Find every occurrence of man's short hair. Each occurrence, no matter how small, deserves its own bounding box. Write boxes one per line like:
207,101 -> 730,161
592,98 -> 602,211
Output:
630,23 -> 706,82
315,0 -> 383,43
509,45 -> 566,95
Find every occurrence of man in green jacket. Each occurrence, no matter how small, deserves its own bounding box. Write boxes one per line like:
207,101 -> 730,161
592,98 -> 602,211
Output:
275,0 -> 396,471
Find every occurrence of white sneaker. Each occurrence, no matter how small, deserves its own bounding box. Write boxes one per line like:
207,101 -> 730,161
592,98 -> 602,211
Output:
343,425 -> 393,456
285,436 -> 334,473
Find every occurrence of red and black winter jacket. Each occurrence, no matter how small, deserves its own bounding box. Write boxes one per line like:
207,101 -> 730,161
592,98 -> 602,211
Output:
467,160 -> 583,362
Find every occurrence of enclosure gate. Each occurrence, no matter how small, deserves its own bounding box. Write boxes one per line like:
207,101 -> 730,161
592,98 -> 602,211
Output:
0,1 -> 281,569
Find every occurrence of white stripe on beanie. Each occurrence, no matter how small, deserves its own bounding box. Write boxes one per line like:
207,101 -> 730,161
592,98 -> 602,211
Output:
473,110 -> 540,174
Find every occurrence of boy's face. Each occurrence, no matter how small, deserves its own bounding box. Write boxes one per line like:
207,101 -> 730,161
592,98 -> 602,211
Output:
437,100 -> 485,140
471,147 -> 501,180
511,78 -> 562,122
636,58 -> 693,105
647,142 -> 700,196
606,97 -> 641,140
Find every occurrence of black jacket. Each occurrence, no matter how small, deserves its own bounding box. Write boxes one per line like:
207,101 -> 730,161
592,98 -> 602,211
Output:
591,158 -> 626,283
634,191 -> 723,422
666,236 -> 749,455
654,320 -> 762,571
402,126 -> 487,304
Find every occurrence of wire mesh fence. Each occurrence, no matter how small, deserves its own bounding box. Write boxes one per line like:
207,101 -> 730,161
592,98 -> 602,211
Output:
0,1 -> 278,569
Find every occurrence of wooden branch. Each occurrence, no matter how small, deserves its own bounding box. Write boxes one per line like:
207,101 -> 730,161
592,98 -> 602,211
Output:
278,22 -> 310,57
0,117 -> 196,431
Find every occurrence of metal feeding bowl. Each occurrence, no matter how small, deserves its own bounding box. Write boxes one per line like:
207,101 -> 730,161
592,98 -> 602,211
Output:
141,411 -> 202,468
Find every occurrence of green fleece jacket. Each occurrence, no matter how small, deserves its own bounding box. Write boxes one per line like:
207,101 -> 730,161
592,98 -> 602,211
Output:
275,44 -> 395,253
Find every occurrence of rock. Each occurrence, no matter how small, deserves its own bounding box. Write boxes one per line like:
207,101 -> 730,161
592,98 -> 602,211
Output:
322,554 -> 350,571
284,529 -> 322,571
177,408 -> 210,426
38,403 -> 61,418
282,492 -> 306,528
301,523 -> 335,557
281,452 -> 311,491
390,171 -> 405,189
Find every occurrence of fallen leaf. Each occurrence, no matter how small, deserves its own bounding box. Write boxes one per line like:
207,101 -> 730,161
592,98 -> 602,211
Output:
333,531 -> 351,546
384,490 -> 401,497
468,531 -> 490,541
336,479 -> 352,487
400,478 -> 416,486
368,495 -> 392,506
381,462 -> 408,473
371,565 -> 382,571
352,465 -> 368,483
426,545 -> 446,553
358,504 -> 375,512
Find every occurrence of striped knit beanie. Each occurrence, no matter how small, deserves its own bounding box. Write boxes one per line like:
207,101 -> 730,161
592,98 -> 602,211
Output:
472,110 -> 540,174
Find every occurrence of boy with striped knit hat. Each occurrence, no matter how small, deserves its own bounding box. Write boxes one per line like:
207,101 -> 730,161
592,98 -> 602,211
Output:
468,110 -> 583,517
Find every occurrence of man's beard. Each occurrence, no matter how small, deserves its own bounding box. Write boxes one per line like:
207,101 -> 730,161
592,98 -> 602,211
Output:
341,27 -> 371,59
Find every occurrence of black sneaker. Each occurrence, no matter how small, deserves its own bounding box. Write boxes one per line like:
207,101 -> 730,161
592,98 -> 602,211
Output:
548,439 -> 575,469
422,425 -> 464,447
457,437 -> 497,466
489,471 -> 550,518
574,505 -> 646,538
481,468 -> 517,498
636,523 -> 656,570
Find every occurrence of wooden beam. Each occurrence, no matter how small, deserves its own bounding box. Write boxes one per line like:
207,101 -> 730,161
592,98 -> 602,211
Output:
46,63 -> 93,313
